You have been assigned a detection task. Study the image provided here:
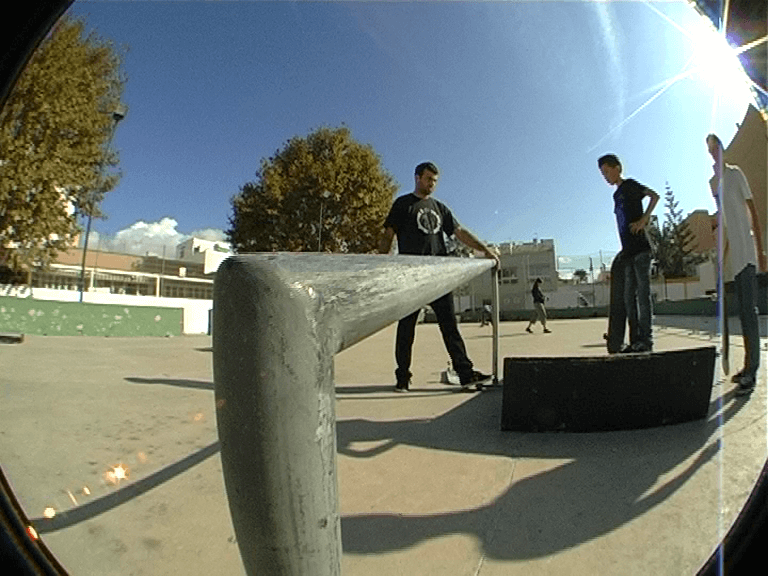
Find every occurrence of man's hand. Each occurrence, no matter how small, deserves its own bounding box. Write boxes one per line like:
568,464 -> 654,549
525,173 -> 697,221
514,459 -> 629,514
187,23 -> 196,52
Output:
454,226 -> 500,268
484,247 -> 501,269
378,227 -> 395,254
629,215 -> 650,234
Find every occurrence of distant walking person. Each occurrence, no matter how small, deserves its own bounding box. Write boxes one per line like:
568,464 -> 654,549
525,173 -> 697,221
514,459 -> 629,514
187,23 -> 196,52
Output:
707,134 -> 766,397
598,154 -> 659,353
480,303 -> 492,326
526,278 -> 550,333
379,161 -> 499,392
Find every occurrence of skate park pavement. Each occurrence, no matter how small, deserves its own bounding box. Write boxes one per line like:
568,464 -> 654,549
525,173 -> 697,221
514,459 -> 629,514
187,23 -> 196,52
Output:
0,316 -> 766,575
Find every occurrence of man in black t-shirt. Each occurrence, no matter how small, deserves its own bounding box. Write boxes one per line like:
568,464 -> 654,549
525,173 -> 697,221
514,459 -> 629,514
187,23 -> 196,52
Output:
379,162 -> 499,392
598,154 -> 659,352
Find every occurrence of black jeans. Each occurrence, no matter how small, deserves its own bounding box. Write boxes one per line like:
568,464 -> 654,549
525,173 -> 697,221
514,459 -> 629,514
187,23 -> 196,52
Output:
395,292 -> 473,384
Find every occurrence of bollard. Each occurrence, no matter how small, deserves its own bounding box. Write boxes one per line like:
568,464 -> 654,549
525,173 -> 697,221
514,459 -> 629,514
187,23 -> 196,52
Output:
213,253 -> 493,575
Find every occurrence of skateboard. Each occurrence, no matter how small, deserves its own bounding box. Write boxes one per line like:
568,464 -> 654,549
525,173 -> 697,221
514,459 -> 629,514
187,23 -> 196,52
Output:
606,254 -> 627,353
721,288 -> 729,375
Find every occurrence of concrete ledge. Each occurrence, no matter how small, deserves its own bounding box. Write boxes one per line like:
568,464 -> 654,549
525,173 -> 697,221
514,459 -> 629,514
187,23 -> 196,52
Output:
501,346 -> 716,432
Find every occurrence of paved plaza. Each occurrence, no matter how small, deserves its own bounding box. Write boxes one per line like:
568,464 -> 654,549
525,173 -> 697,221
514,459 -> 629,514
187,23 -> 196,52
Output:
0,316 -> 766,575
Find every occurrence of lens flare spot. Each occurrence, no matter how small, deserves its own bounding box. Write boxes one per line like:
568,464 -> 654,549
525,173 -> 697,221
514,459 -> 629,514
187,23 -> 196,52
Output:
105,464 -> 129,485
43,507 -> 56,519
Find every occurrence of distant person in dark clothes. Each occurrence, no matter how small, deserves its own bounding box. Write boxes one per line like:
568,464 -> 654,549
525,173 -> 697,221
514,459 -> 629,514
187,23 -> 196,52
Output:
525,277 -> 550,333
598,154 -> 659,353
379,161 -> 499,393
707,134 -> 766,396
480,303 -> 492,326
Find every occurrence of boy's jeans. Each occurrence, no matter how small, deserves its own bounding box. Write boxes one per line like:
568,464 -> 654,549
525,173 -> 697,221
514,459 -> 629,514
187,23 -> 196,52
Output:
624,250 -> 653,347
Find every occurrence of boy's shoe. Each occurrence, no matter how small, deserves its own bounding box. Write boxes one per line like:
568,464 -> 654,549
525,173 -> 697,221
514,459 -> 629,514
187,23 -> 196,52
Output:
525,327 -> 533,333
460,370 -> 491,392
394,380 -> 410,393
621,342 -> 652,353
543,328 -> 552,333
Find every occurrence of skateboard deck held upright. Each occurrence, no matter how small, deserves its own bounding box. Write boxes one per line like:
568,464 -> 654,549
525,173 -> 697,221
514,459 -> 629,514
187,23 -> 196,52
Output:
606,254 -> 627,353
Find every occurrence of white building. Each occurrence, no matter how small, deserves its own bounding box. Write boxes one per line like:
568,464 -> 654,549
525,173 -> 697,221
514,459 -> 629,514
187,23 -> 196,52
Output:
176,237 -> 233,274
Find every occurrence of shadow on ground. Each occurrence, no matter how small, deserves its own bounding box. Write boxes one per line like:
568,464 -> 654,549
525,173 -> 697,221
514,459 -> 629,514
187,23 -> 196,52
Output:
338,386 -> 750,560
124,376 -> 214,391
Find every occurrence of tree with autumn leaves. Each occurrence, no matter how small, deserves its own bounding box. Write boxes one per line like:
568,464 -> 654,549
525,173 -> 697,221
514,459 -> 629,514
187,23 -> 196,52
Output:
228,126 -> 398,254
0,15 -> 125,281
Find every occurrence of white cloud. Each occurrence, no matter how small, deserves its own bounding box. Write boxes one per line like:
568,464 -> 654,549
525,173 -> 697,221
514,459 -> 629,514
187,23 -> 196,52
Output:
87,218 -> 227,257
189,228 -> 227,242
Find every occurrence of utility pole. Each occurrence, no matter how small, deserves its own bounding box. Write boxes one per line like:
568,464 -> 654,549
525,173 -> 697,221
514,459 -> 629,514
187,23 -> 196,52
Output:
79,104 -> 126,302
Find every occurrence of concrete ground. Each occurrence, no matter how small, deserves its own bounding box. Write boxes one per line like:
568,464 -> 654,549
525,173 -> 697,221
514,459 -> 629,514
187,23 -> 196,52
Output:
0,316 -> 766,575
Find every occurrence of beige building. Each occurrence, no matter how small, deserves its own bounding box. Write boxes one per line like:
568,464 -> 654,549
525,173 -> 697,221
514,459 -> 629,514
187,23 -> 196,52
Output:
26,237 -> 233,300
683,209 -> 716,255
460,239 -> 558,313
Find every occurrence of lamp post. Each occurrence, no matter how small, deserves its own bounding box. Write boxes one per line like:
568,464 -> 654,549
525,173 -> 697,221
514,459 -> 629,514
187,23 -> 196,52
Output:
317,190 -> 331,252
79,104 -> 126,302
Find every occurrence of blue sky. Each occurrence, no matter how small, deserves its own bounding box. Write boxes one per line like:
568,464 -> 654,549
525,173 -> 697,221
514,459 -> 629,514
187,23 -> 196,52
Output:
66,0 -> 756,272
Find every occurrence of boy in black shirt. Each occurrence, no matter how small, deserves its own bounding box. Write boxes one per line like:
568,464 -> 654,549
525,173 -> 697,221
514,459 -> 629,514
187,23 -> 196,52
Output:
598,154 -> 659,352
379,162 -> 499,392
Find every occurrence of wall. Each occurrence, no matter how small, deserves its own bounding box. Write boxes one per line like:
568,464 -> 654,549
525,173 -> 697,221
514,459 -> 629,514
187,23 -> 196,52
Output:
1,286 -> 212,334
0,295 -> 182,337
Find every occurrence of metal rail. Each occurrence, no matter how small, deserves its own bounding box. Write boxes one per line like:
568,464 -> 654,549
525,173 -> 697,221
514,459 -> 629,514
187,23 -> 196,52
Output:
212,253 -> 496,575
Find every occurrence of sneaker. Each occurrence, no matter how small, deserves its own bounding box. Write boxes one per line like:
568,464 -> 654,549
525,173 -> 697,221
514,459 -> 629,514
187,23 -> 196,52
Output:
525,327 -> 533,333
735,375 -> 756,397
627,342 -> 653,353
460,370 -> 491,392
394,380 -> 410,393
543,328 -> 552,333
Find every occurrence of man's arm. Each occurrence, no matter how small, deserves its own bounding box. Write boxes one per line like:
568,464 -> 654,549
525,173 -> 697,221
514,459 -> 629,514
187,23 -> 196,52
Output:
453,225 -> 500,268
378,227 -> 395,254
736,167 -> 766,272
629,188 -> 660,234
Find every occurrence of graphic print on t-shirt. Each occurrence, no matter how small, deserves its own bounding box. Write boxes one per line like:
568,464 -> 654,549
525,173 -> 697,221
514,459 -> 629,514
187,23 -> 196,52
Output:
416,206 -> 442,235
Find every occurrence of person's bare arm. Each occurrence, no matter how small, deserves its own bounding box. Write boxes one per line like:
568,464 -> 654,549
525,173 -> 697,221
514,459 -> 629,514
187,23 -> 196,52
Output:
629,188 -> 660,234
378,227 -> 395,254
453,226 -> 500,268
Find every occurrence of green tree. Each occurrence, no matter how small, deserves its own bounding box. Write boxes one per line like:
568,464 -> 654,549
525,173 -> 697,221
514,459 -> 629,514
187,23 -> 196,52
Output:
228,126 -> 398,253
573,269 -> 588,283
646,183 -> 706,279
0,15 -> 125,279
